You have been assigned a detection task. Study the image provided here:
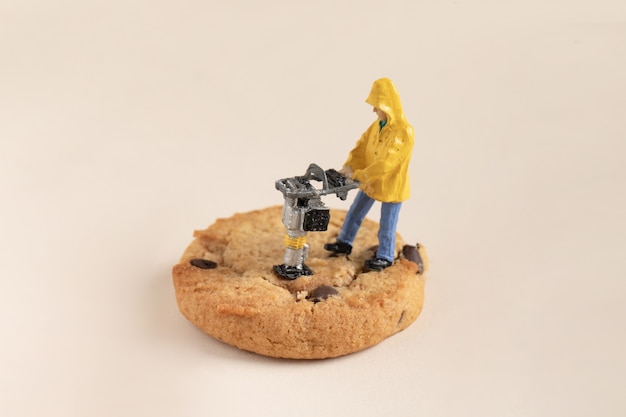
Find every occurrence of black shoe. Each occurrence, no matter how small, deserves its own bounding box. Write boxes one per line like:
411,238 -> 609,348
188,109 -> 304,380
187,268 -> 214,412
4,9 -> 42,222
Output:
324,241 -> 352,255
364,257 -> 393,271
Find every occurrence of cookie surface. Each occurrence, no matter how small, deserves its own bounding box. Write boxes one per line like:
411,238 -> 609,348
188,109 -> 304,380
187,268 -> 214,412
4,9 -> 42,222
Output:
172,206 -> 428,359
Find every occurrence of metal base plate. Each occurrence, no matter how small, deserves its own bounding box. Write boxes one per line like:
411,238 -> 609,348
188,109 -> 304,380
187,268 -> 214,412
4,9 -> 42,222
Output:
273,263 -> 314,280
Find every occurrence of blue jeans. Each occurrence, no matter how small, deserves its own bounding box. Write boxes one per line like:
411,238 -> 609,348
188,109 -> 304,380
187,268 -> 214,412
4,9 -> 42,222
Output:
338,191 -> 402,262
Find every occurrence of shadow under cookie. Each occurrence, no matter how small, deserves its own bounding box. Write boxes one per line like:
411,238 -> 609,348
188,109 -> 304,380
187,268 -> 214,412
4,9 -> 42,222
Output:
172,206 -> 427,359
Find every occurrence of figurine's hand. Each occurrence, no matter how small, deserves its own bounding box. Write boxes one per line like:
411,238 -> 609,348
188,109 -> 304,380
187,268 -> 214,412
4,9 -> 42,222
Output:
339,166 -> 353,178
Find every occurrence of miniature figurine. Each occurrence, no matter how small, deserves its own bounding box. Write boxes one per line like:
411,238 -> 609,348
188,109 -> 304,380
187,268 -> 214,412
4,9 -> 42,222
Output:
273,164 -> 359,280
324,78 -> 414,271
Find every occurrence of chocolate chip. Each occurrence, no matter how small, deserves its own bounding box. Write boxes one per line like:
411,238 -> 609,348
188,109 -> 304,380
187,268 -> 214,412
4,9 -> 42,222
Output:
402,244 -> 424,274
308,286 -> 339,303
190,259 -> 217,269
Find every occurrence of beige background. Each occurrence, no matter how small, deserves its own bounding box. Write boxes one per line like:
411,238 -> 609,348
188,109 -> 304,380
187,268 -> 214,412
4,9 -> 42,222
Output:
1,1 -> 625,416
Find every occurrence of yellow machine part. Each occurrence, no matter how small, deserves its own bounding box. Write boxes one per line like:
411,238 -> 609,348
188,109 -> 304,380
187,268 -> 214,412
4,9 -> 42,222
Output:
284,235 -> 307,250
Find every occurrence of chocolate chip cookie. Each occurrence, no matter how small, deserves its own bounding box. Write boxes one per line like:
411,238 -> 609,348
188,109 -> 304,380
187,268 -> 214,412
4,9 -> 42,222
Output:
172,206 -> 428,359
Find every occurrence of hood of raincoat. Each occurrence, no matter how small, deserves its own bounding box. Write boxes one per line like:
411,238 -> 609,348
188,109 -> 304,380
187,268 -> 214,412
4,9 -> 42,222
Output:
365,78 -> 407,126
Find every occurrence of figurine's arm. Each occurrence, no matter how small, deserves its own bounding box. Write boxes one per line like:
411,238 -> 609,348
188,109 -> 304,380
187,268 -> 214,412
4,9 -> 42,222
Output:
342,126 -> 372,175
353,127 -> 412,186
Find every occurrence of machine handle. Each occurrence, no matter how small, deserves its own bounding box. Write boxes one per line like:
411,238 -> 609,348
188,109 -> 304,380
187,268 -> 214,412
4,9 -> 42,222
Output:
303,163 -> 329,192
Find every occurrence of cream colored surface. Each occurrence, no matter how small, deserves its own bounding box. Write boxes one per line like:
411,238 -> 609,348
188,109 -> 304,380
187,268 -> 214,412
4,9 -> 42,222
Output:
1,1 -> 625,416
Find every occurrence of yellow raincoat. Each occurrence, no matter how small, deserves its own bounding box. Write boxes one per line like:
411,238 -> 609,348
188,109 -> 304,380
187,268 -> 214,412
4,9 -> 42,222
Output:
344,78 -> 414,202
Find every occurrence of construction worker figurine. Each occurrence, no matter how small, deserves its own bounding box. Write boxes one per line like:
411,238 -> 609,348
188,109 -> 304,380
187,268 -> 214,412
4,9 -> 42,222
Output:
324,78 -> 414,271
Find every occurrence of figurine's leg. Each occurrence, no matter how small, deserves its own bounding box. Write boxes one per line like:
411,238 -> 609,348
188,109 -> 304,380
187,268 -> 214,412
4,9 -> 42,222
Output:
376,202 -> 402,262
337,191 -> 375,245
